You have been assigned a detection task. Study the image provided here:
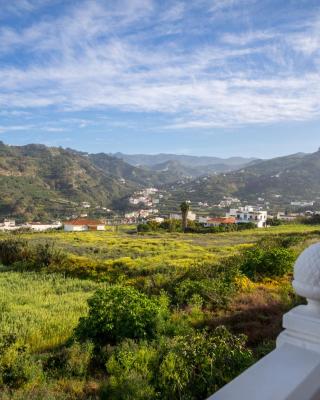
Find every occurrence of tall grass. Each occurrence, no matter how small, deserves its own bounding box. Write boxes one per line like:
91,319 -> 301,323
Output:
0,271 -> 100,352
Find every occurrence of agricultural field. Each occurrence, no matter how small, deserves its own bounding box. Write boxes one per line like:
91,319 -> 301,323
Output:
0,224 -> 319,399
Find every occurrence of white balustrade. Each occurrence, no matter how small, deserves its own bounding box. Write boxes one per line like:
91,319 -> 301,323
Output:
209,243 -> 320,400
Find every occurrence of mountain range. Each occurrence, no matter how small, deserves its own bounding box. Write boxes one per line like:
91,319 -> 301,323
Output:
112,152 -> 257,177
0,141 -> 319,220
167,150 -> 320,206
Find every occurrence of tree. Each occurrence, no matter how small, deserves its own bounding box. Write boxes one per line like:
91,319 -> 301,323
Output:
75,285 -> 167,345
180,202 -> 190,232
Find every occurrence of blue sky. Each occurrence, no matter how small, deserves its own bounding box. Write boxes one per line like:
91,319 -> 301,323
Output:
0,0 -> 320,158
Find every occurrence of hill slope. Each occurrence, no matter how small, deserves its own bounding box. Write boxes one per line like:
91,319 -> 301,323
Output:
167,150 -> 320,205
0,143 -> 143,220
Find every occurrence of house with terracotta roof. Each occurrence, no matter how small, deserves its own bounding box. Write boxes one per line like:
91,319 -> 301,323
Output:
64,218 -> 105,232
204,217 -> 236,227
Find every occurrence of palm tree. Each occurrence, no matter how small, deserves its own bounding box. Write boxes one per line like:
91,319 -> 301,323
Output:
180,201 -> 190,232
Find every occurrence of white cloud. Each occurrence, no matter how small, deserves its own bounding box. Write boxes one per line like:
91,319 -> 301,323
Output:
0,125 -> 34,133
0,0 -> 320,130
221,30 -> 277,46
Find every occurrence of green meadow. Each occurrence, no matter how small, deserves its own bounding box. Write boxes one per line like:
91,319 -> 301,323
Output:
0,224 -> 319,399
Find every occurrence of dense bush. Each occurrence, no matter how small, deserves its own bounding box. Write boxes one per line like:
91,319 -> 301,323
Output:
138,221 -> 256,234
101,327 -> 254,400
0,238 -> 31,266
64,341 -> 94,377
257,234 -> 303,250
174,278 -> 235,309
0,238 -> 67,271
267,217 -> 283,226
303,215 -> 320,225
75,285 -> 168,345
33,242 -> 67,269
239,247 -> 296,281
184,222 -> 255,233
101,340 -> 158,400
0,334 -> 43,389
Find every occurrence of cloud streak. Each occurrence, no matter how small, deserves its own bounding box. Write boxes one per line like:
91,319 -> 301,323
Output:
0,0 -> 319,131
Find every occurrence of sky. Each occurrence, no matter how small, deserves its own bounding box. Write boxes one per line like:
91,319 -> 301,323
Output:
0,0 -> 320,158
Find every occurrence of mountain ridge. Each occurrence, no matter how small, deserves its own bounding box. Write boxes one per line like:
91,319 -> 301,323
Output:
112,152 -> 257,168
167,148 -> 320,206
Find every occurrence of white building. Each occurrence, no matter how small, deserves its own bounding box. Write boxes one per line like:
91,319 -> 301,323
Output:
198,216 -> 209,224
150,217 -> 164,223
218,196 -> 241,208
291,201 -> 315,207
169,213 -> 181,220
0,219 -> 19,231
143,188 -> 158,195
26,221 -> 62,232
170,211 -> 196,221
227,206 -> 267,228
277,212 -> 299,222
64,218 -> 105,232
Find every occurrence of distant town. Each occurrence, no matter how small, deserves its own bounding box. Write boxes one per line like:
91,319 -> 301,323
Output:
1,186 -> 319,232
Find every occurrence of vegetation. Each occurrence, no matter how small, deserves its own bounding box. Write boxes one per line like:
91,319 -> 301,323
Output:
0,223 -> 318,398
1,141 -> 320,220
166,149 -> 320,207
137,219 -> 256,233
180,201 -> 190,232
75,286 -> 166,345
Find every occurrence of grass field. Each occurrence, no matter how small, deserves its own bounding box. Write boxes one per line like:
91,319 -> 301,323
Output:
1,224 -> 318,351
0,272 -> 101,352
0,224 -> 319,399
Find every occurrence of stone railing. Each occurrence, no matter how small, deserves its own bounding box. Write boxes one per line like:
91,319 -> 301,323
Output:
209,243 -> 320,400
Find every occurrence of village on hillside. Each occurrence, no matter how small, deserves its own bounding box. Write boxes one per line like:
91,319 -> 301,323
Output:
1,187 -> 320,232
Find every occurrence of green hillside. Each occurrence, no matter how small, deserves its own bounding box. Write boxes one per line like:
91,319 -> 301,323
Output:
166,150 -> 320,206
0,142 -> 140,220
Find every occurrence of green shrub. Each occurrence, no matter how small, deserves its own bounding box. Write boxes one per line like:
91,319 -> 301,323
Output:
169,263 -> 240,309
102,327 -> 253,400
137,223 -> 151,232
0,238 -> 31,266
75,285 -> 168,345
240,247 -> 295,280
33,241 -> 67,269
185,222 -> 255,234
160,219 -> 182,232
64,341 -> 94,377
0,238 -> 67,271
157,327 -> 254,399
0,334 -> 43,389
268,218 -> 282,226
101,340 -> 158,400
174,278 -> 235,309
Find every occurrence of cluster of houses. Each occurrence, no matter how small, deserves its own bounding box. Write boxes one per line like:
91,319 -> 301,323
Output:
217,196 -> 241,208
129,188 -> 161,207
276,210 -> 320,222
0,204 -> 269,233
3,198 -> 320,234
124,209 -> 159,222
